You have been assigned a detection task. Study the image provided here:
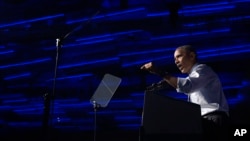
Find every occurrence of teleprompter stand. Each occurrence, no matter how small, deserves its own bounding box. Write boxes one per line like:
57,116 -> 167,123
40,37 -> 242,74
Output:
90,73 -> 122,141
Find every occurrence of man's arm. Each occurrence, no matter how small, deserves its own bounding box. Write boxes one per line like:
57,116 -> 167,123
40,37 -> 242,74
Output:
162,74 -> 178,89
141,62 -> 178,89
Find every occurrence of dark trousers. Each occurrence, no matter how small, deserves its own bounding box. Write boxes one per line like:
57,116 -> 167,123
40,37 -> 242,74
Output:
202,111 -> 229,141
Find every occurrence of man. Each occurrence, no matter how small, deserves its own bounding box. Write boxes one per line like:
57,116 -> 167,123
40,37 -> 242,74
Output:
141,45 -> 229,141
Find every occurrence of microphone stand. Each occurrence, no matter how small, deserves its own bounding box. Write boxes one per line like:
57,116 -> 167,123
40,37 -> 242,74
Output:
42,11 -> 100,141
42,38 -> 62,141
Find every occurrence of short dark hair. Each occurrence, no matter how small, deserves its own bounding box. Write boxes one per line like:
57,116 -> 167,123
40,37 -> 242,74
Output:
177,45 -> 198,60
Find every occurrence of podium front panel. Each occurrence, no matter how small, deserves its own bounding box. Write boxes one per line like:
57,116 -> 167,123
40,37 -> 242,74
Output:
141,90 -> 203,139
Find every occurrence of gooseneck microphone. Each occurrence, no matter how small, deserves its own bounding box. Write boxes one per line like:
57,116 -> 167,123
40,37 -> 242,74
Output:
146,79 -> 170,91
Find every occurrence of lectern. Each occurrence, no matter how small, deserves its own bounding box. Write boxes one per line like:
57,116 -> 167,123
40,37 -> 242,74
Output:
140,90 -> 203,141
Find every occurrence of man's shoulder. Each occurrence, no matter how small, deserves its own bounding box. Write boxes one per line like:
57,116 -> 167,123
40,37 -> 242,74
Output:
194,63 -> 218,76
194,63 -> 208,69
193,63 -> 214,73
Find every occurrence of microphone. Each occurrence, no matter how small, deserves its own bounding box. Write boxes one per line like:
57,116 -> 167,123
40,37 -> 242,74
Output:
156,79 -> 169,89
146,79 -> 170,91
56,38 -> 62,48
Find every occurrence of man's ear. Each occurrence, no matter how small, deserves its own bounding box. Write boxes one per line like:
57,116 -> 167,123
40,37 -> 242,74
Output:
190,52 -> 196,60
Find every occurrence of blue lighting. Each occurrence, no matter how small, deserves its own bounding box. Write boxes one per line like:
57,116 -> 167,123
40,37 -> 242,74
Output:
66,7 -> 146,24
0,50 -> 14,55
2,98 -> 28,104
8,122 -> 42,127
4,72 -> 31,80
61,38 -> 113,48
0,14 -> 64,28
0,58 -> 51,69
183,2 -> 230,9
115,116 -> 141,120
76,34 -> 112,41
151,28 -> 230,40
122,55 -> 173,68
231,0 -> 250,3
229,16 -> 250,21
121,44 -> 250,68
119,47 -> 175,67
119,48 -> 175,56
148,2 -> 234,17
76,30 -> 143,42
46,73 -> 93,81
184,16 -> 250,27
106,8 -> 145,16
58,57 -> 119,69
42,30 -> 143,49
76,38 -> 114,45
208,28 -> 231,32
227,94 -> 245,105
130,92 -> 144,97
88,110 -> 136,115
198,45 -> 250,58
223,85 -> 243,90
151,33 -> 188,40
13,107 -> 42,113
147,11 -> 170,17
112,30 -> 143,36
242,80 -> 250,85
55,102 -> 91,108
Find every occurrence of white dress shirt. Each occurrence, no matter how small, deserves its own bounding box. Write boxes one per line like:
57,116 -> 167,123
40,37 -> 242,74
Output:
176,63 -> 229,116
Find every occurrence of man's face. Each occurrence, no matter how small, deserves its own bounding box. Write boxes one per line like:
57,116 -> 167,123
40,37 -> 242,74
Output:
174,48 -> 195,74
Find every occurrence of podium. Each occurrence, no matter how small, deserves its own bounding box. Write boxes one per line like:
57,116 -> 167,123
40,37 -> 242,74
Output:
140,90 -> 203,141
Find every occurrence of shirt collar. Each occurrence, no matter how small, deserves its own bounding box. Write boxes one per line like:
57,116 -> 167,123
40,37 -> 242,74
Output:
188,62 -> 199,74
